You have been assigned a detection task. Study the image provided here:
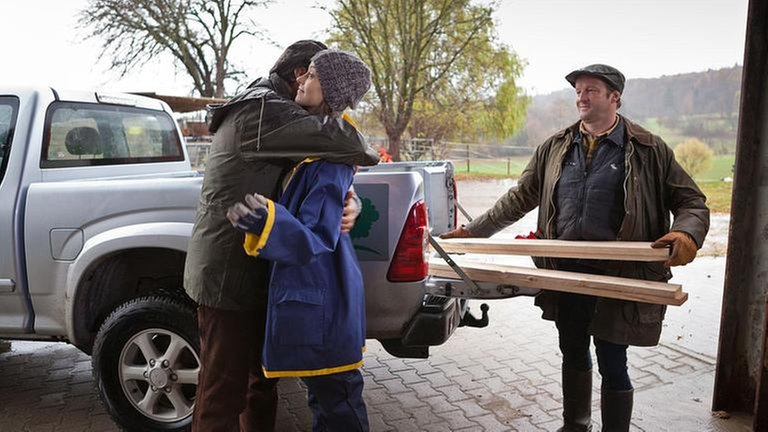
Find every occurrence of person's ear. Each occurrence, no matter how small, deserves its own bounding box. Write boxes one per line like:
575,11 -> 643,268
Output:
293,67 -> 308,79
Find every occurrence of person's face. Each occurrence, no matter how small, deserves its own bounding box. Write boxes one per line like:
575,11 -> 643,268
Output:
295,64 -> 324,108
574,75 -> 620,123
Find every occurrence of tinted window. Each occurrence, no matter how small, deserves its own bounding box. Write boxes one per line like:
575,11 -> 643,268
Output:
42,102 -> 183,168
0,97 -> 20,184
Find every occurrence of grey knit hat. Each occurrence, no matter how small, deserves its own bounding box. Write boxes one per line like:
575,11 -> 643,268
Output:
311,49 -> 372,112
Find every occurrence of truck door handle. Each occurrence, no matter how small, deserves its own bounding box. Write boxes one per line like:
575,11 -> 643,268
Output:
0,279 -> 15,293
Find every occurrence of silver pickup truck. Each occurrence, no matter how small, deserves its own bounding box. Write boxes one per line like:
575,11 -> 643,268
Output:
0,87 -> 491,431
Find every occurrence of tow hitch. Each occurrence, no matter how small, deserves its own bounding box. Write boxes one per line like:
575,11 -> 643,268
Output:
459,303 -> 489,328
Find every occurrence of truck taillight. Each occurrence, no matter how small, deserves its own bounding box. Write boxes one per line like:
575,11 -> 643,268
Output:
387,200 -> 429,282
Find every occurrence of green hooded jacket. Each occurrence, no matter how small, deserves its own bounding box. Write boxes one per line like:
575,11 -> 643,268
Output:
183,73 -> 379,310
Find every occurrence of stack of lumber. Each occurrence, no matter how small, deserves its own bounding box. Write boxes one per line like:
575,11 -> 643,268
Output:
431,238 -> 686,306
435,238 -> 670,261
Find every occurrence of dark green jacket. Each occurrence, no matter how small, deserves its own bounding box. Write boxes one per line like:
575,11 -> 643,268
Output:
183,74 -> 379,310
466,116 -> 710,346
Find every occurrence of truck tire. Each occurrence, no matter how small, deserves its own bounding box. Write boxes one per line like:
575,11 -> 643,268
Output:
92,296 -> 200,432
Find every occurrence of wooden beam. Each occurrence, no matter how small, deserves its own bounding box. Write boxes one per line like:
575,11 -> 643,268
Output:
428,258 -> 687,306
435,239 -> 670,262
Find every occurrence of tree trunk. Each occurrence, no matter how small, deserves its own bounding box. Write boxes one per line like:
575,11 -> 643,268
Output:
383,115 -> 408,161
215,59 -> 226,98
388,133 -> 401,161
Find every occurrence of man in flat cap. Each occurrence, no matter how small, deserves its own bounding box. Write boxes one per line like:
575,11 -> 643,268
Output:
185,40 -> 378,431
442,64 -> 709,431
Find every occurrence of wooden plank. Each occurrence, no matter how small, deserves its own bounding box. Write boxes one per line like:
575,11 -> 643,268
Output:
435,238 -> 670,262
428,258 -> 686,306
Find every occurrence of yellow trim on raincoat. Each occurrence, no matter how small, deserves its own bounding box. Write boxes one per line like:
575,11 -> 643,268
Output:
262,346 -> 367,378
243,198 -> 276,257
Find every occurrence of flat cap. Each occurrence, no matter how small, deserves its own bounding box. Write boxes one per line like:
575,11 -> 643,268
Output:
565,64 -> 625,93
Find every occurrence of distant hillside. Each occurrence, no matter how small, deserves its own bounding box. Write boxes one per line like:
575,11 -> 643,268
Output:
510,65 -> 742,154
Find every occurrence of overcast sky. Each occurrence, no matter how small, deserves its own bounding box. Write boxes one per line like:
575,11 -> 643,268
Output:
0,0 -> 748,96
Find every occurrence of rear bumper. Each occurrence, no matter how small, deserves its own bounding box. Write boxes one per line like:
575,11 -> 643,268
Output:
400,295 -> 460,346
378,277 -> 540,359
378,294 -> 460,359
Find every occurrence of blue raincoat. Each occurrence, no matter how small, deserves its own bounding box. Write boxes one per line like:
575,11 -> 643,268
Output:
242,160 -> 366,378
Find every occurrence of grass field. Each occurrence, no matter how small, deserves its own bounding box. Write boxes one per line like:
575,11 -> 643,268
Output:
697,154 -> 735,182
452,154 -> 734,213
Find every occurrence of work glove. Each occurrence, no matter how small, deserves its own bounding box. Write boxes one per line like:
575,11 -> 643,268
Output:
341,188 -> 362,233
651,231 -> 698,267
439,225 -> 475,239
226,193 -> 269,235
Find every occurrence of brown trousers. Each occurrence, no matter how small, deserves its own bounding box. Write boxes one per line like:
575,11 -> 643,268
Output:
192,304 -> 279,432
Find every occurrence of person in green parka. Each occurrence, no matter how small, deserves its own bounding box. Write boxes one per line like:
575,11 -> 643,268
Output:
184,40 -> 378,432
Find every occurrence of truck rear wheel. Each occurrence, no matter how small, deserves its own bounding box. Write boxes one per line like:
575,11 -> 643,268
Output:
92,296 -> 200,431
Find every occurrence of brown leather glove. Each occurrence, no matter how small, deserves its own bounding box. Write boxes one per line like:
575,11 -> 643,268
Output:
439,225 -> 475,239
651,231 -> 698,267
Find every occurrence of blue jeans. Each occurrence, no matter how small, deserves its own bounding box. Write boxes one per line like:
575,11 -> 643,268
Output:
302,369 -> 369,432
556,293 -> 633,391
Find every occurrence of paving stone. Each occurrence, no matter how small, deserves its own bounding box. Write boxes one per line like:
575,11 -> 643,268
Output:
421,371 -> 453,388
437,383 -> 473,402
366,366 -> 394,382
470,413 -> 515,432
378,378 -> 409,395
364,387 -> 397,405
408,405 -> 445,427
438,410 -> 480,430
391,391 -> 427,409
520,404 -> 558,425
453,397 -> 493,418
396,369 -> 426,385
408,381 -> 442,399
436,362 -> 467,378
386,417 -> 422,431
367,412 -> 394,432
422,394 -> 458,414
408,359 -> 440,375
452,373 -> 487,392
0,254 -> 743,432
531,392 -> 561,412
500,390 -> 537,410
376,401 -> 410,422
381,357 -> 411,373
506,416 -> 546,431
421,421 -> 454,432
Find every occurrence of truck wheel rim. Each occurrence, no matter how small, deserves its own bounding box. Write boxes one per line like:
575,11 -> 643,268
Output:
118,328 -> 199,422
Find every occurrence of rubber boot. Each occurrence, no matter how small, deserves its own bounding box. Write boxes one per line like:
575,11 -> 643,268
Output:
557,368 -> 593,432
600,388 -> 633,432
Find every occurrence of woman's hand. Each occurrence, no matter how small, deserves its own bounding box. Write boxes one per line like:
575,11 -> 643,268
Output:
341,189 -> 362,233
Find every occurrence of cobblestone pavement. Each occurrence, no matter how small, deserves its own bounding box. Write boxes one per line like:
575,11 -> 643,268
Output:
0,258 -> 749,432
0,180 -> 749,431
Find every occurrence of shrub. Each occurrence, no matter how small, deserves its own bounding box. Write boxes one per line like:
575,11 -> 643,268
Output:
674,138 -> 714,178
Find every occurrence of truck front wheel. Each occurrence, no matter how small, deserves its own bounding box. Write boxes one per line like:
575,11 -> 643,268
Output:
92,296 -> 200,431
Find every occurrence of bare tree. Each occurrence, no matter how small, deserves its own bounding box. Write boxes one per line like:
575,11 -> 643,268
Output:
80,0 -> 270,97
327,0 -> 500,160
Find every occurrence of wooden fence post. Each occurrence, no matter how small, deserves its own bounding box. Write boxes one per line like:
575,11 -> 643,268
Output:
466,144 -> 470,172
